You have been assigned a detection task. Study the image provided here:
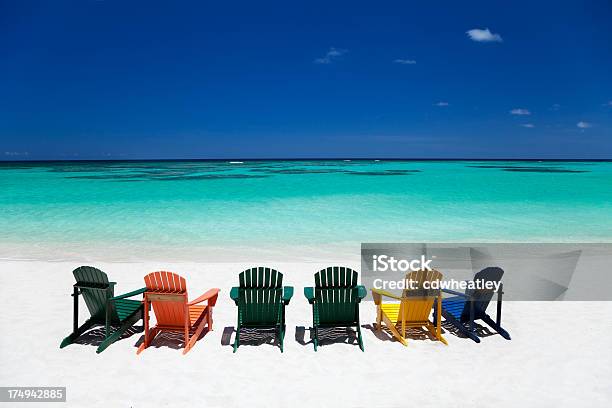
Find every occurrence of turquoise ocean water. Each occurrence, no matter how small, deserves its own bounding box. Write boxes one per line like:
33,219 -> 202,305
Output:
1,160 -> 612,260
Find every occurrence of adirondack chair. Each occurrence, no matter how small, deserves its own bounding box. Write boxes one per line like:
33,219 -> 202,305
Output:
60,266 -> 145,353
304,266 -> 367,351
137,271 -> 219,354
372,269 -> 447,346
434,267 -> 510,343
230,267 -> 293,353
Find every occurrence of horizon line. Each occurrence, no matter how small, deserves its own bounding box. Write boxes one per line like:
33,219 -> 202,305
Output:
1,157 -> 612,163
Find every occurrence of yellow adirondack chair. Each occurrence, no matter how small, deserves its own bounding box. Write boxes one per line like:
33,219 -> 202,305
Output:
372,269 -> 447,346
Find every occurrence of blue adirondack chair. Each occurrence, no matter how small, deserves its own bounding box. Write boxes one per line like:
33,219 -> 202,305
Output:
434,267 -> 510,342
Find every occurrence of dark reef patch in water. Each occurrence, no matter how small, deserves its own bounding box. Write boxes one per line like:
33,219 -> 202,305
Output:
252,168 -> 347,174
501,168 -> 588,173
0,166 -> 37,170
155,174 -> 271,180
65,174 -> 147,180
466,165 -> 561,169
346,170 -> 421,176
66,173 -> 271,181
468,165 -> 589,173
48,162 -> 235,175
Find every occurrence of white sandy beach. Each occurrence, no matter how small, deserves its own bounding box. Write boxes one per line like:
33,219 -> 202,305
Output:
1,259 -> 611,408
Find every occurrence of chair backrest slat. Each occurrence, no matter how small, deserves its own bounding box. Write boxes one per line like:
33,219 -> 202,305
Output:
143,271 -> 188,328
461,267 -> 504,320
239,267 -> 283,288
314,267 -> 360,324
238,267 -> 283,325
399,269 -> 443,323
73,266 -> 117,321
314,266 -> 358,288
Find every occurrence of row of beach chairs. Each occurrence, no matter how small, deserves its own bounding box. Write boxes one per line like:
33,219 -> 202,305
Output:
60,266 -> 510,354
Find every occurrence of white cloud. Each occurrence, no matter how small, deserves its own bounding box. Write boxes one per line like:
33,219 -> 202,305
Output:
604,101 -> 612,107
314,47 -> 347,64
520,124 -> 535,128
551,103 -> 561,111
577,121 -> 592,129
394,59 -> 416,65
510,108 -> 531,115
435,101 -> 449,107
4,151 -> 29,156
466,28 -> 503,43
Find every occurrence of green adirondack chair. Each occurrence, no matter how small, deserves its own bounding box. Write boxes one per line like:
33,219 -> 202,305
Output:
230,267 -> 293,353
60,266 -> 146,353
304,266 -> 366,351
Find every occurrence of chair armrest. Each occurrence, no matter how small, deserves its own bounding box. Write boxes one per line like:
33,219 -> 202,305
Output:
283,286 -> 294,304
304,287 -> 315,304
188,288 -> 220,306
357,285 -> 367,300
230,287 -> 240,305
441,288 -> 470,298
75,281 -> 116,292
371,288 -> 402,305
109,287 -> 146,301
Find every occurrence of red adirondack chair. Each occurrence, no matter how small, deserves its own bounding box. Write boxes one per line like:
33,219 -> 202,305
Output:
137,271 -> 219,354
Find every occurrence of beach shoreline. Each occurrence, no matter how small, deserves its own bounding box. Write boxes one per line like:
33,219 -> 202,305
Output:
0,242 -> 362,263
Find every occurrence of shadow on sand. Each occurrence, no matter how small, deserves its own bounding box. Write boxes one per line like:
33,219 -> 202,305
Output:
133,327 -> 211,351
72,324 -> 143,348
361,323 -> 441,343
221,326 -> 280,349
295,325 -> 361,349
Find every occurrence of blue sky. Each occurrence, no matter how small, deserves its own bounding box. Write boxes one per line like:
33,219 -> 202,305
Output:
1,0 -> 611,159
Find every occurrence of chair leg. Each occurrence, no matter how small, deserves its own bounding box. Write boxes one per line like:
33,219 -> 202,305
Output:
437,330 -> 448,345
137,327 -> 160,354
97,311 -> 141,353
382,313 -> 407,346
463,326 -> 480,343
60,319 -> 96,348
356,325 -> 365,352
184,305 -> 190,352
439,309 -> 480,343
313,325 -> 319,351
233,324 -> 240,353
137,299 -> 151,354
279,325 -> 285,353
453,318 -> 480,343
433,294 -> 447,345
183,310 -> 211,355
481,314 -> 511,340
426,323 -> 448,345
